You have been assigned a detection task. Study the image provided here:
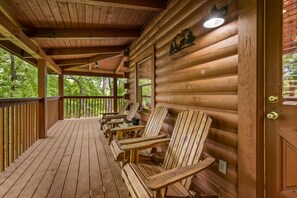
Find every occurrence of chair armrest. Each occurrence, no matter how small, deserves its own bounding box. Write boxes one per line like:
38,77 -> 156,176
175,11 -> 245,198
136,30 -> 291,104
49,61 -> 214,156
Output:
145,157 -> 215,190
107,120 -> 125,125
104,114 -> 127,120
118,134 -> 167,145
102,112 -> 119,116
121,138 -> 170,151
111,125 -> 145,132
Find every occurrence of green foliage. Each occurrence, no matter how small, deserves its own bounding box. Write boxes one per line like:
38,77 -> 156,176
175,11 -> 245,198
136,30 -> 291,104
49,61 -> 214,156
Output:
283,53 -> 297,96
47,75 -> 58,96
0,47 -> 127,99
0,48 -> 38,98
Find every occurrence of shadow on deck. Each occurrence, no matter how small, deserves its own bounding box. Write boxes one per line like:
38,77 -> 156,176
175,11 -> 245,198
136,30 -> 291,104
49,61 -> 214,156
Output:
0,119 -> 129,198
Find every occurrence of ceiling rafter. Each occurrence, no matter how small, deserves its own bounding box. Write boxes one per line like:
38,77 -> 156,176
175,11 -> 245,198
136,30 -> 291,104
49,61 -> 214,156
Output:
0,10 -> 61,74
45,46 -> 126,57
63,70 -> 123,78
23,28 -> 140,39
56,0 -> 166,11
57,53 -> 123,68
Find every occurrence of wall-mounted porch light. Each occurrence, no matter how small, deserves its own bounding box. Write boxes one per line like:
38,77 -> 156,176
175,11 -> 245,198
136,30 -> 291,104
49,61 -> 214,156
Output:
203,5 -> 228,29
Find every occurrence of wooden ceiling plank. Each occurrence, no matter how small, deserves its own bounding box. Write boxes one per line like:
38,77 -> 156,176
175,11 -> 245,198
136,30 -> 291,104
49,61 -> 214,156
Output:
18,0 -> 42,28
57,1 -> 72,28
0,10 -> 61,74
26,0 -> 49,27
24,28 -> 140,39
77,3 -> 86,29
37,0 -> 58,28
92,5 -> 101,29
98,6 -> 108,28
47,0 -> 65,28
57,0 -> 166,11
86,4 -> 94,29
46,46 -> 126,56
68,2 -> 79,29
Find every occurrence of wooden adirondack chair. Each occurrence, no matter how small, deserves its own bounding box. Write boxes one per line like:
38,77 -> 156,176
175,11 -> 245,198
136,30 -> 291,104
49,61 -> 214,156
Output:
99,100 -> 131,129
121,110 -> 215,198
103,102 -> 140,142
110,106 -> 168,163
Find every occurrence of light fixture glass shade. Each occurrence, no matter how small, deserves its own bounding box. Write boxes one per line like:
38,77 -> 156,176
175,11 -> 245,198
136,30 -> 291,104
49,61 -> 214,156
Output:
203,17 -> 225,28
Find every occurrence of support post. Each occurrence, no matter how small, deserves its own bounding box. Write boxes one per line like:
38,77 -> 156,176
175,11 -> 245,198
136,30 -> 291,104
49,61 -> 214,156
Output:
113,77 -> 118,112
38,60 -> 47,139
58,74 -> 64,120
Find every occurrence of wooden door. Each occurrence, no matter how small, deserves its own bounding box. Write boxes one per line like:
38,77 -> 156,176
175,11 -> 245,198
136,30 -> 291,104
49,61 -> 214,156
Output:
265,0 -> 297,197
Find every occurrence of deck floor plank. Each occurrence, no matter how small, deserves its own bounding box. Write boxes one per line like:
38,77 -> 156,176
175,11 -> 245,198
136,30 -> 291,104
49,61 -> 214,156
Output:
0,122 -> 60,186
47,120 -> 80,198
76,121 -> 91,198
0,119 -> 129,198
31,120 -> 76,198
0,120 -> 68,197
95,123 -> 130,198
6,120 -> 73,197
94,121 -> 122,198
89,120 -> 105,198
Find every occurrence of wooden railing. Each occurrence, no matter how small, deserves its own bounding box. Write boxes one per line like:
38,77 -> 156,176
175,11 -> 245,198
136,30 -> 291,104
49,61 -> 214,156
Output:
64,96 -> 125,119
47,97 -> 60,129
0,98 -> 41,172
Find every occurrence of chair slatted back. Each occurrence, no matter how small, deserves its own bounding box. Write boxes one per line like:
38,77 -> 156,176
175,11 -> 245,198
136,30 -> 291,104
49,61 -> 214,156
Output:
118,101 -> 131,115
113,103 -> 139,123
141,106 -> 168,156
162,110 -> 212,190
126,102 -> 140,121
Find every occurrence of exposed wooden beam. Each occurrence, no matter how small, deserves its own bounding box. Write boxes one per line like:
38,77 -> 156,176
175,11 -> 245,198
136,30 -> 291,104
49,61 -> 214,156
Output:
57,53 -> 122,68
89,53 -> 122,63
24,28 -> 140,39
0,11 -> 61,74
45,46 -> 126,56
57,0 -> 166,11
63,70 -> 123,78
57,58 -> 89,67
115,56 -> 125,74
0,41 -> 38,66
59,64 -> 87,70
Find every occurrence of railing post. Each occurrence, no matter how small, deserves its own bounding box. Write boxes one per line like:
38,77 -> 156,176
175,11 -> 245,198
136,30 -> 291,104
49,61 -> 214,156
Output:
38,60 -> 47,139
113,77 -> 118,112
58,74 -> 64,120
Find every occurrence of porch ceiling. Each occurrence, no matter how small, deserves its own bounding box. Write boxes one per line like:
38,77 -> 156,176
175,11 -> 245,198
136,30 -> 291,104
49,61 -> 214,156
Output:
0,0 -> 166,76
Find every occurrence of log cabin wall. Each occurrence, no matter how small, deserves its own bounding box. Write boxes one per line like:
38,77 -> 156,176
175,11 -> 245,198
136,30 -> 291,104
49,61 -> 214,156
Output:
126,0 -> 238,197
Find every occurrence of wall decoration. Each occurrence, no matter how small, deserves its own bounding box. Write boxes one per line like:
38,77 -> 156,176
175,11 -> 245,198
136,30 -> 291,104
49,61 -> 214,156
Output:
169,29 -> 196,56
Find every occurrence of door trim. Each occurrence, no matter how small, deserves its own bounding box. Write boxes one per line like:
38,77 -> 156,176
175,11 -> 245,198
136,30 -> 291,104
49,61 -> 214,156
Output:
237,0 -> 264,197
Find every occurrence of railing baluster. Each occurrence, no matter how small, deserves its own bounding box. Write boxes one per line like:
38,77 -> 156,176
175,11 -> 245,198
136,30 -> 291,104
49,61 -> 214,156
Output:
5,107 -> 9,168
62,96 -> 125,119
11,106 -> 14,163
0,108 -> 4,172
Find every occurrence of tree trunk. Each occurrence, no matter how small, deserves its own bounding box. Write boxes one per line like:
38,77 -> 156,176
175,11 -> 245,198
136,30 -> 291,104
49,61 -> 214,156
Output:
10,53 -> 17,97
102,77 -> 110,112
68,76 -> 86,117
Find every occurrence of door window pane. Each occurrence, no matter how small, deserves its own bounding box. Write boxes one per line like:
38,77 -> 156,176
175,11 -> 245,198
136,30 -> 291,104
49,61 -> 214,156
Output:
283,0 -> 297,105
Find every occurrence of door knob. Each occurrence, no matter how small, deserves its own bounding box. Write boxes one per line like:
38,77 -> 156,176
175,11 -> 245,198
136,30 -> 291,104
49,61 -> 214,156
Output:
266,111 -> 279,120
268,96 -> 279,103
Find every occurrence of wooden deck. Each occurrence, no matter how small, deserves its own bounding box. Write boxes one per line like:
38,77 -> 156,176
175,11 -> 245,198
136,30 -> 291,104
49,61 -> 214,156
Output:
0,119 -> 130,198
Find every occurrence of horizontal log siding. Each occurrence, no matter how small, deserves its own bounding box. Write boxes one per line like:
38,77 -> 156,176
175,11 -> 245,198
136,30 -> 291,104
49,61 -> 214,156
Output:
127,0 -> 238,197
